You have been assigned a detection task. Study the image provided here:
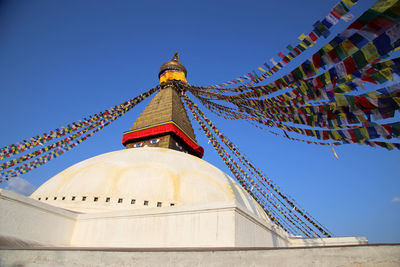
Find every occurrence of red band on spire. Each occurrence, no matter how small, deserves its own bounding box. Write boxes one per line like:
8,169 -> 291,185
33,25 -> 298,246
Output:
122,121 -> 204,158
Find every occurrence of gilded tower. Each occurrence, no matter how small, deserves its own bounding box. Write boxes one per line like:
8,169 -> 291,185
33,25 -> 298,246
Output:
122,53 -> 204,157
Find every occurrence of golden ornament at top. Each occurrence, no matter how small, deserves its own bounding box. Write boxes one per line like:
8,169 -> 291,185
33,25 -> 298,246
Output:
158,52 -> 187,79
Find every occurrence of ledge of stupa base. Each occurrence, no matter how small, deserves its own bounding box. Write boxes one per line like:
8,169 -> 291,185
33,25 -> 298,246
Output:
289,236 -> 368,247
0,189 -> 291,248
0,189 -> 368,250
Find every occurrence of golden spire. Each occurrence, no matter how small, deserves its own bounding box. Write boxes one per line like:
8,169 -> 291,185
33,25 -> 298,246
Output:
158,52 -> 187,84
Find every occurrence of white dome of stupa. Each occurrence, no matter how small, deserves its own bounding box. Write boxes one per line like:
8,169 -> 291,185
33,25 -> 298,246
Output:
30,147 -> 269,221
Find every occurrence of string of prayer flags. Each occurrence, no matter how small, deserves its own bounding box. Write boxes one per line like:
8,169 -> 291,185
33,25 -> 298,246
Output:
204,0 -> 399,95
0,86 -> 159,160
183,75 -> 400,150
209,0 -> 360,88
0,86 -> 159,181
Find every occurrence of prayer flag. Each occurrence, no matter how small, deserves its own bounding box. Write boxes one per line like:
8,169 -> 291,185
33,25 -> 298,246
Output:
309,32 -> 318,41
322,18 -> 333,29
270,58 -> 278,66
326,13 -> 339,24
342,0 -> 357,8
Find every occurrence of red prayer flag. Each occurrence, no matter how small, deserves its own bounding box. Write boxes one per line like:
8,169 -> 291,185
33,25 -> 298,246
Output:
322,131 -> 329,140
348,129 -> 357,141
383,124 -> 393,138
328,49 -> 340,64
355,96 -> 375,111
330,10 -> 342,20
361,75 -> 377,84
366,17 -> 395,35
312,54 -> 322,69
364,67 -> 376,75
309,32 -> 318,41
349,19 -> 363,30
343,57 -> 357,75
314,77 -> 324,89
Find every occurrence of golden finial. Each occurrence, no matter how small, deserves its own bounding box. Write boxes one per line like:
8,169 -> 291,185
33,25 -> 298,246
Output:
158,52 -> 187,84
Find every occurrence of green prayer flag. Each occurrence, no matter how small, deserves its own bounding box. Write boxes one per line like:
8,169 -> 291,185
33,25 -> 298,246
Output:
334,45 -> 347,61
391,122 -> 400,137
286,44 -> 294,51
352,51 -> 368,69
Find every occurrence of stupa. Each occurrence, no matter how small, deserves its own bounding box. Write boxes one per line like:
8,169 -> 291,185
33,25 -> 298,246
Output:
0,54 -> 369,254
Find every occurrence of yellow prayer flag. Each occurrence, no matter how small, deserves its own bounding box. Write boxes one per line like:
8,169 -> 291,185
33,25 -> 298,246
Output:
332,130 -> 342,140
359,128 -> 370,139
345,75 -> 353,82
386,142 -> 396,149
335,94 -> 348,107
324,72 -> 332,85
298,65 -> 306,77
380,60 -> 394,68
392,97 -> 400,106
338,84 -> 353,93
298,81 -> 308,95
322,43 -> 334,53
371,0 -> 398,13
380,68 -> 394,81
311,129 -> 317,136
361,43 -> 380,63
341,40 -> 358,56
366,91 -> 380,97
258,67 -> 266,72
298,33 -> 307,41
342,0 -> 356,7
298,42 -> 308,49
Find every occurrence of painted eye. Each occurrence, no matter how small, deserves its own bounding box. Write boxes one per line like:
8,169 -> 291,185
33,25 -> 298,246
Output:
150,139 -> 160,144
134,143 -> 143,148
175,142 -> 183,149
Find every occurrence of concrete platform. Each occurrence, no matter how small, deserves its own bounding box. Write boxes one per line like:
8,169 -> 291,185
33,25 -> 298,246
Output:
0,244 -> 399,267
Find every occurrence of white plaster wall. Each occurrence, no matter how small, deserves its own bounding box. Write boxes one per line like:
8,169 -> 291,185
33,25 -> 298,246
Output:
234,209 -> 290,247
0,189 -> 76,247
2,189 -> 285,249
71,202 -> 237,247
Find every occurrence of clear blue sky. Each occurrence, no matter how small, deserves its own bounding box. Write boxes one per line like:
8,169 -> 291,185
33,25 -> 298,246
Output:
1,0 -> 399,243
